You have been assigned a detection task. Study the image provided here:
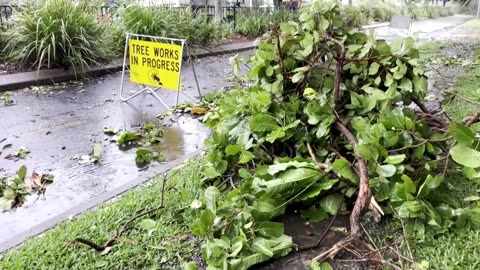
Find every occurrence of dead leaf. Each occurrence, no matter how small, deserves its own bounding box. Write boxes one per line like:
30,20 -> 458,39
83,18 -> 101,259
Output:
191,106 -> 206,115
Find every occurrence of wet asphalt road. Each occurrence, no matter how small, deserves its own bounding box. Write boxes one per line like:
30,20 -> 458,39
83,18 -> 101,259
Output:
0,50 -> 254,251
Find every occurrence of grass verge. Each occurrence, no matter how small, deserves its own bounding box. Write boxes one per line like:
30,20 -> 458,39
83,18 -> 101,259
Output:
459,19 -> 480,29
443,51 -> 480,126
0,157 -> 206,270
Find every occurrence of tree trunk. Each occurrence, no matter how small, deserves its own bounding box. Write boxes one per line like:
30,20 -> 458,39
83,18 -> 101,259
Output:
348,0 -> 352,5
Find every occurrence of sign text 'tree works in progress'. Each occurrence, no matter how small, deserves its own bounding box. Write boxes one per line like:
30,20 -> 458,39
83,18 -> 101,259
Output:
129,39 -> 183,90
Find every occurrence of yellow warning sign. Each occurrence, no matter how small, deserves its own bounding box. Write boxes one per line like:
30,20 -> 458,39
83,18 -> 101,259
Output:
129,39 -> 182,90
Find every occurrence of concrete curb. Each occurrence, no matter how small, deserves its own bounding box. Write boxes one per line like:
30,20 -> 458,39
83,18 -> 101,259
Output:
0,147 -> 205,254
0,40 -> 257,92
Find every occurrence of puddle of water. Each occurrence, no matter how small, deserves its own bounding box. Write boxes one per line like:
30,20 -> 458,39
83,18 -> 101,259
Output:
0,116 -> 209,249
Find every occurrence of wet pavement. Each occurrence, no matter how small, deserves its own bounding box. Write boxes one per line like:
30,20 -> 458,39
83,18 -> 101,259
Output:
372,15 -> 474,41
0,50 -> 254,251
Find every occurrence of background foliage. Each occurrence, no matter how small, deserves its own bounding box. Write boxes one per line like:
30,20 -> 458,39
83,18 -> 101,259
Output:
2,0 -> 112,74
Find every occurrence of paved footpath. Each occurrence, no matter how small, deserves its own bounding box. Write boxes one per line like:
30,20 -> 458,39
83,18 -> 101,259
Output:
0,49 -> 254,252
372,15 -> 475,41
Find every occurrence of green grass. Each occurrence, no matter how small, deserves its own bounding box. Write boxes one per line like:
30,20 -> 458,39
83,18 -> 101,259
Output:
418,40 -> 449,55
0,158 -> 206,270
443,55 -> 480,125
460,19 -> 480,29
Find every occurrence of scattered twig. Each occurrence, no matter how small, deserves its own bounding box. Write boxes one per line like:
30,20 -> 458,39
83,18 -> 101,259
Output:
389,203 -> 417,269
465,110 -> 480,127
306,140 -> 330,170
448,92 -> 480,106
73,169 -> 180,252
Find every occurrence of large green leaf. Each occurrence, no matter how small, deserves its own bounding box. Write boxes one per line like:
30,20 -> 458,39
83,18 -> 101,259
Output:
260,168 -> 320,195
267,161 -> 317,175
448,122 -> 476,146
450,144 -> 480,168
17,165 -> 27,181
204,186 -> 219,213
395,175 -> 416,201
257,222 -> 285,238
417,175 -> 444,198
252,239 -> 274,257
249,114 -> 279,133
332,158 -> 359,184
384,154 -> 406,165
320,193 -> 344,215
376,164 -> 396,177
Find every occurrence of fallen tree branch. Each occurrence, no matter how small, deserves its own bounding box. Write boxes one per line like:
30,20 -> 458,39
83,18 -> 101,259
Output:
334,121 -> 371,235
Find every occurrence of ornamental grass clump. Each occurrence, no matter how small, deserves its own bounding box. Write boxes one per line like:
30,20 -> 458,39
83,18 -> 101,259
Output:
3,0 -> 112,74
121,5 -> 224,46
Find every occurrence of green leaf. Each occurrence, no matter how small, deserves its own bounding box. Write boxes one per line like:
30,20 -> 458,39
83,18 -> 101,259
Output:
266,128 -> 286,143
298,179 -> 339,201
450,144 -> 480,168
395,175 -> 416,201
138,219 -> 157,231
448,122 -> 475,146
257,222 -> 284,238
249,114 -> 279,133
413,144 -> 426,160
266,65 -> 274,77
182,262 -> 198,270
0,198 -> 12,211
260,168 -> 319,195
252,239 -> 274,257
17,165 -> 27,181
200,209 -> 215,230
200,166 -> 221,179
418,175 -> 444,198
93,143 -> 102,158
398,201 -> 424,218
236,253 -> 270,270
292,72 -> 305,83
204,186 -> 219,213
225,145 -> 242,156
332,158 -> 359,184
399,78 -> 412,92
320,193 -> 344,215
239,151 -> 254,164
301,205 -> 329,222
118,131 -> 139,145
384,154 -> 406,165
377,164 -> 397,177
369,62 -> 380,75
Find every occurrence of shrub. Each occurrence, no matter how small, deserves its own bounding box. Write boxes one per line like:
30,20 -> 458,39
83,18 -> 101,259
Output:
235,11 -> 269,38
401,4 -> 421,20
439,7 -> 449,17
359,1 -> 394,22
3,0 -> 112,74
342,5 -> 367,27
235,8 -> 294,38
121,5 -> 223,46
